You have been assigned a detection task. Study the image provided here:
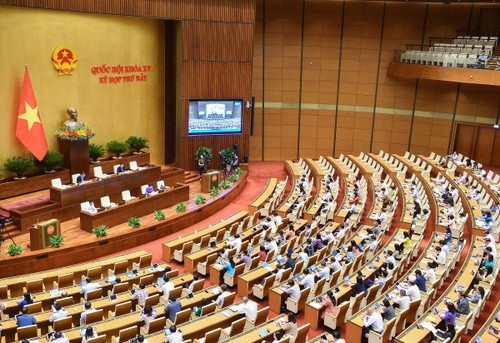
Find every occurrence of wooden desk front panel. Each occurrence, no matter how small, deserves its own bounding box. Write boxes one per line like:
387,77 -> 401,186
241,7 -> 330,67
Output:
80,184 -> 189,231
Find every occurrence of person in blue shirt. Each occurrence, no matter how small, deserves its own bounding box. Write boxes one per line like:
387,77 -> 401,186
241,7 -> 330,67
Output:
145,184 -> 155,196
16,307 -> 37,327
220,256 -> 236,284
17,292 -> 34,307
441,227 -> 453,245
414,269 -> 427,292
350,275 -> 366,296
164,295 -> 182,323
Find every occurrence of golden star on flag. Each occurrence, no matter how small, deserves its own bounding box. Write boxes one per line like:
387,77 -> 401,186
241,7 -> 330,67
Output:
18,101 -> 40,130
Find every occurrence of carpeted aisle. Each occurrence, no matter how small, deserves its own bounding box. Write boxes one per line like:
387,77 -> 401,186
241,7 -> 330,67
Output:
105,161 -> 288,262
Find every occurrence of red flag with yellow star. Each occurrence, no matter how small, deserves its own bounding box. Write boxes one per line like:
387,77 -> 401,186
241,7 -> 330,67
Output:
16,67 -> 48,161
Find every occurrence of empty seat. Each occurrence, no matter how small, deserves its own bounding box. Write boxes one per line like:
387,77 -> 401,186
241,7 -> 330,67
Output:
100,196 -> 111,208
93,166 -> 109,179
121,190 -> 135,202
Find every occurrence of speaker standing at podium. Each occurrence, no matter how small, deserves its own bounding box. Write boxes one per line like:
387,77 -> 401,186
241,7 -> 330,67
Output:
198,154 -> 206,176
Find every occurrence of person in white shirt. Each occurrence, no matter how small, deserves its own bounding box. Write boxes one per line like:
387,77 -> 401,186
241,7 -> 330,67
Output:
329,257 -> 342,273
297,249 -> 309,269
362,306 -> 384,342
80,277 -> 100,300
403,280 -> 421,301
317,261 -> 330,281
265,237 -> 279,255
392,289 -> 410,310
165,325 -> 184,343
215,284 -> 232,307
284,279 -> 301,301
431,246 -> 446,265
272,212 -> 283,226
379,208 -> 388,222
80,301 -> 96,325
49,303 -> 69,323
264,217 -> 277,234
299,268 -> 315,291
238,296 -> 258,321
230,233 -> 243,252
422,262 -> 437,284
440,242 -> 450,259
158,275 -> 175,298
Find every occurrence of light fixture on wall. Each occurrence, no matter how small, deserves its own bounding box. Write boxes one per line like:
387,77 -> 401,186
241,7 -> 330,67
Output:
246,100 -> 252,109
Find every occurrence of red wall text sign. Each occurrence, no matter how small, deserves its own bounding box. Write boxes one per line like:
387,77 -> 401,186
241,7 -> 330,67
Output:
90,64 -> 153,84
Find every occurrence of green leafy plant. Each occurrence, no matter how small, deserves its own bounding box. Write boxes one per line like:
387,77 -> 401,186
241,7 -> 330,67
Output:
92,225 -> 108,237
235,167 -> 243,176
209,187 -> 220,197
194,193 -> 206,205
175,202 -> 186,213
106,140 -> 129,158
126,136 -> 149,153
6,243 -> 22,256
228,174 -> 238,183
4,156 -> 34,178
128,217 -> 141,228
154,209 -> 166,221
37,150 -> 64,172
220,180 -> 231,189
89,143 -> 106,162
195,146 -> 213,170
219,147 -> 236,165
49,235 -> 64,248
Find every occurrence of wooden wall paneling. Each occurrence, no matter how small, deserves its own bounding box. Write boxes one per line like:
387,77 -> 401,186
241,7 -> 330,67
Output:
0,0 -> 256,22
473,126 -> 495,166
453,123 -> 476,158
491,130 -> 500,167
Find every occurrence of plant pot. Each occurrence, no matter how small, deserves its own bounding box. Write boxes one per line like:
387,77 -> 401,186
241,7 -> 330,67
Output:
133,151 -> 144,155
112,156 -> 122,160
14,176 -> 27,180
90,160 -> 101,164
44,170 -> 56,174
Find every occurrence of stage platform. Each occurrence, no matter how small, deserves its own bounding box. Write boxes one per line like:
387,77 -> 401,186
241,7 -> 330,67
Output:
0,171 -> 247,277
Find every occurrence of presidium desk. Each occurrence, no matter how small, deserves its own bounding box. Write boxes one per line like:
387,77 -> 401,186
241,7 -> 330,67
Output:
11,165 -> 162,230
79,184 -> 189,231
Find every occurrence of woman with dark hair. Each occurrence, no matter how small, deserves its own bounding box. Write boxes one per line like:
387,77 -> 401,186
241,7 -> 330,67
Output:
402,231 -> 412,250
436,303 -> 457,331
138,305 -> 156,332
81,326 -> 98,343
434,323 -> 456,341
277,312 -> 298,339
351,275 -> 366,296
220,255 -> 236,284
468,286 -> 485,304
321,290 -> 339,319
17,292 -> 34,307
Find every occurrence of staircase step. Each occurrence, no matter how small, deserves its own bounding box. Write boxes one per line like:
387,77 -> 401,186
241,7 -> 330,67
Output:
184,171 -> 200,184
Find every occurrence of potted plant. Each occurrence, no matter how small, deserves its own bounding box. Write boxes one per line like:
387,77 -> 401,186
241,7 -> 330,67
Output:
92,225 -> 108,237
128,217 -> 141,228
195,146 -> 213,162
6,243 -> 22,256
89,143 -> 106,163
235,167 -> 243,176
126,136 -> 149,154
228,174 -> 238,183
37,150 -> 64,173
49,235 -> 64,248
4,156 -> 34,179
219,148 -> 236,166
220,180 -> 231,189
107,140 -> 129,159
209,187 -> 220,197
175,202 -> 186,213
154,209 -> 166,221
194,193 -> 206,205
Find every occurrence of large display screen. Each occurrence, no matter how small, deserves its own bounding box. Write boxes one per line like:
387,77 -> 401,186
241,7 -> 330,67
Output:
188,99 -> 243,135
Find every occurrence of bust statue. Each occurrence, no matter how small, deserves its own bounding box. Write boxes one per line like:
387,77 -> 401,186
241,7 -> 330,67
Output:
63,107 -> 85,130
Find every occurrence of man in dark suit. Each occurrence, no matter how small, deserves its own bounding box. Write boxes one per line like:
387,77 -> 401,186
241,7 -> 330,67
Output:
116,163 -> 126,174
76,172 -> 86,185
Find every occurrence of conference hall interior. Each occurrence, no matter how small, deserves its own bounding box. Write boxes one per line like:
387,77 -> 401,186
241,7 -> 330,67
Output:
0,0 -> 499,342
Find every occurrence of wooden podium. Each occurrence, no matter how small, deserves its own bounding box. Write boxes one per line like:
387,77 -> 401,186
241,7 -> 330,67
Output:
201,171 -> 220,193
58,139 -> 90,176
30,219 -> 61,250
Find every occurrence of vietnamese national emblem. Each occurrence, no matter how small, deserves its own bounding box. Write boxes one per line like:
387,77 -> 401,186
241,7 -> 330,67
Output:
52,46 -> 78,75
